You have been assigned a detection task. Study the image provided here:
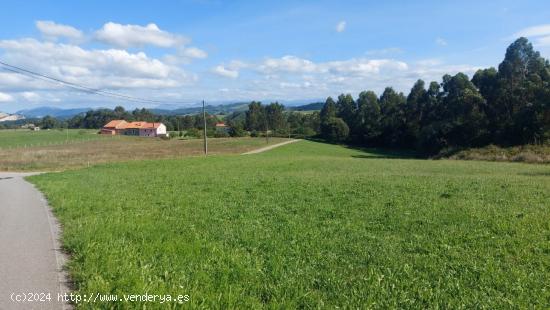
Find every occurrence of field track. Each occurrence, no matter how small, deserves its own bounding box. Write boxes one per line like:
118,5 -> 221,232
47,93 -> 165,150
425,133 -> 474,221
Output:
0,172 -> 70,310
242,139 -> 301,154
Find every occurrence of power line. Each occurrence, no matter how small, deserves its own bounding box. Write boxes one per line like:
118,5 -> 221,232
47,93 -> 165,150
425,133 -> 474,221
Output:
0,60 -> 190,105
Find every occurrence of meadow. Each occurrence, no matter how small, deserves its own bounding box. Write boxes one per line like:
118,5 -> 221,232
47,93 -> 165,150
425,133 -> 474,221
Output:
29,140 -> 550,309
0,129 -> 102,149
0,131 -> 289,171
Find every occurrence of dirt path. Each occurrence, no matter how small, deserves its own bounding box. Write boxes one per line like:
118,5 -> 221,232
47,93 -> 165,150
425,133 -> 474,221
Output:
241,139 -> 301,155
0,172 -> 70,309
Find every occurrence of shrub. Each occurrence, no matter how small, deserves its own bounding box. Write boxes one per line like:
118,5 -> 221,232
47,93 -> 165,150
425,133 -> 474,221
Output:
321,117 -> 349,142
214,130 -> 230,138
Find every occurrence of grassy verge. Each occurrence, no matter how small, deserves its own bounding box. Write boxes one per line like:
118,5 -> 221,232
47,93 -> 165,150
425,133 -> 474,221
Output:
0,137 -> 289,171
438,144 -> 550,164
29,141 -> 550,308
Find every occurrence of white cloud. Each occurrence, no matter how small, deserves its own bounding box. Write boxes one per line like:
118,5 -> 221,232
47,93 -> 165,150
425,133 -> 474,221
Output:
211,55 -> 482,101
0,92 -> 14,102
21,92 -> 41,101
514,24 -> 550,38
212,65 -> 239,79
36,20 -> 83,40
95,22 -> 186,48
322,58 -> 408,76
513,24 -> 550,47
336,21 -> 346,33
435,37 -> 448,46
181,47 -> 208,59
257,55 -> 408,77
259,56 -> 317,73
0,38 -> 194,92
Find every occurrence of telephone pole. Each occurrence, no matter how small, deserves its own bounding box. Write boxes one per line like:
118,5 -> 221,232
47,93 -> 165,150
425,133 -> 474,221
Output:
202,100 -> 208,155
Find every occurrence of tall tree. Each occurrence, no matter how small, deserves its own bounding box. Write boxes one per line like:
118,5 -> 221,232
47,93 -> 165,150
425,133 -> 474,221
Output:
403,79 -> 427,147
245,101 -> 266,131
320,97 -> 337,123
439,73 -> 489,147
379,87 -> 406,147
265,102 -> 286,132
494,37 -> 550,144
335,94 -> 356,127
356,90 -> 381,144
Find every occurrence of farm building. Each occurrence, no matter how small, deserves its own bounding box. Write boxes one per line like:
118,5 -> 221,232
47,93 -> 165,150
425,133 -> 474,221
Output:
215,122 -> 230,134
100,120 -> 168,137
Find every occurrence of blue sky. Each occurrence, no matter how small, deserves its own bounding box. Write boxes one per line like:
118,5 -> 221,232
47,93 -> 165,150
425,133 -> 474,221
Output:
1,0 -> 549,112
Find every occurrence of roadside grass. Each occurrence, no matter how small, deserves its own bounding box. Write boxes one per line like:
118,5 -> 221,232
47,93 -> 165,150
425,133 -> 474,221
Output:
437,144 -> 550,164
0,129 -> 102,149
0,136 -> 289,171
29,140 -> 550,308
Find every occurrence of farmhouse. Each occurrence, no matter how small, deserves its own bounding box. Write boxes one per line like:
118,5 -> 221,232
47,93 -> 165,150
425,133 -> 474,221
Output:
215,122 -> 230,134
100,120 -> 168,137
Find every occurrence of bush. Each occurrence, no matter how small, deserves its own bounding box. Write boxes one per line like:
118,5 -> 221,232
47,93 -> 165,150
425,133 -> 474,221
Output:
439,144 -> 550,164
185,128 -> 200,138
229,126 -> 247,137
214,130 -> 230,138
321,117 -> 349,142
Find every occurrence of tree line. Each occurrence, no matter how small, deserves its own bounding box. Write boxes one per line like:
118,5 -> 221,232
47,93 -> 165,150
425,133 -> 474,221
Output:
13,101 -> 321,139
318,38 -> 549,154
4,38 -> 547,153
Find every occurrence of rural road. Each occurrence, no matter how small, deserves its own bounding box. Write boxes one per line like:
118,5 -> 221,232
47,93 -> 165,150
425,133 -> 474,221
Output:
0,172 -> 70,310
242,139 -> 301,155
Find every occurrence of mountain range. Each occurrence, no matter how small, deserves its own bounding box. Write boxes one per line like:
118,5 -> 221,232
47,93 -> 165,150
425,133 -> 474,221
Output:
14,100 -> 325,119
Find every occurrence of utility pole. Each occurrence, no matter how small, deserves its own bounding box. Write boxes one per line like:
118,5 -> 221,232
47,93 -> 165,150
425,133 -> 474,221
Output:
202,100 -> 208,155
265,122 -> 269,144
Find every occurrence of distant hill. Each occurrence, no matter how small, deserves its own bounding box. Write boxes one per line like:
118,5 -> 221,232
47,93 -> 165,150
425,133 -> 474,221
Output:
16,107 -> 91,119
289,102 -> 324,111
151,102 -> 251,115
14,101 -> 324,120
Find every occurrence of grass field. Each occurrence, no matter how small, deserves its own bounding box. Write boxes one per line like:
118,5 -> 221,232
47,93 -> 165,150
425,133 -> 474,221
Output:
28,140 -> 550,308
0,134 -> 289,171
0,129 -> 102,149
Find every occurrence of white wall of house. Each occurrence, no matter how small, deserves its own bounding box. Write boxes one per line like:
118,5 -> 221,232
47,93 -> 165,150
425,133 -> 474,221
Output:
156,124 -> 167,136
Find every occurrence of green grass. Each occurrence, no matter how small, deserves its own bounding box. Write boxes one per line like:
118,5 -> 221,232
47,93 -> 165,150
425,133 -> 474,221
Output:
29,141 -> 550,308
0,129 -> 101,149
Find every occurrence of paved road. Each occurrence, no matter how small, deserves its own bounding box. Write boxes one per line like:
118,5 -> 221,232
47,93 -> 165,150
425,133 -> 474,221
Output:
242,139 -> 301,155
0,172 -> 70,310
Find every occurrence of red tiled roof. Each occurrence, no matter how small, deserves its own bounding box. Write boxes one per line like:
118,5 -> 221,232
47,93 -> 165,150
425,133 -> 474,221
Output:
103,120 -> 164,129
103,120 -> 128,129
140,122 -> 163,129
125,122 -> 146,129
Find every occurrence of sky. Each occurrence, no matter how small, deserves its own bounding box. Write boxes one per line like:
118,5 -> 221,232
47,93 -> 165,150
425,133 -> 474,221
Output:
1,0 -> 550,113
